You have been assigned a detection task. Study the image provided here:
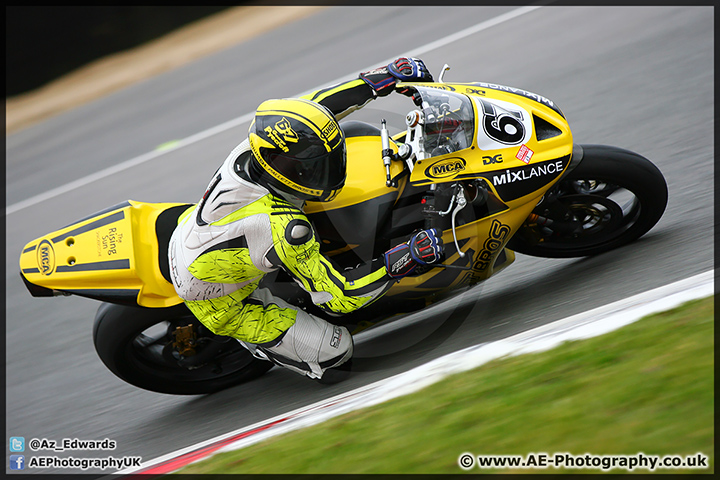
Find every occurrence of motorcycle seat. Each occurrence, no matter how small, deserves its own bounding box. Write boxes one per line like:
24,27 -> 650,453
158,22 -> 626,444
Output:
155,204 -> 194,283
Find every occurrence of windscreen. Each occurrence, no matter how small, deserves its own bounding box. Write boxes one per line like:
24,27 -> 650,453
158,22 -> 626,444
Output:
416,87 -> 475,156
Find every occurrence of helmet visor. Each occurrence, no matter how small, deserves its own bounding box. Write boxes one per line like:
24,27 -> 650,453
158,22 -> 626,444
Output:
264,143 -> 346,195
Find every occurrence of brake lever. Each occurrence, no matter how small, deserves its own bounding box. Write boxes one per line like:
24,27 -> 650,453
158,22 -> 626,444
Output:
450,188 -> 468,258
434,184 -> 469,259
438,64 -> 450,83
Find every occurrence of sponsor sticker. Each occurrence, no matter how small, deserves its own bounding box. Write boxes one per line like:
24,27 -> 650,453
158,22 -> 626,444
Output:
516,144 -> 534,164
264,117 -> 298,153
491,159 -> 565,186
36,240 -> 56,276
321,121 -> 338,140
425,157 -> 467,179
483,154 -> 503,165
392,252 -> 412,275
330,326 -> 342,348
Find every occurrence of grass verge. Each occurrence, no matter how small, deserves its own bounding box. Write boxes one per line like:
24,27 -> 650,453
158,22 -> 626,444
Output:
178,296 -> 714,474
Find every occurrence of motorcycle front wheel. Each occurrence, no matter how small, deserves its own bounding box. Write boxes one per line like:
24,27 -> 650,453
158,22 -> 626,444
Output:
507,144 -> 668,258
93,303 -> 272,395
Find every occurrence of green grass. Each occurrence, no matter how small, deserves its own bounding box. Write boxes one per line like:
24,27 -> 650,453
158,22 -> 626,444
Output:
178,296 -> 714,474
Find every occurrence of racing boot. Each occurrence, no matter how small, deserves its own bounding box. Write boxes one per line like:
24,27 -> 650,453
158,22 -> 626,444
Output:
242,311 -> 353,383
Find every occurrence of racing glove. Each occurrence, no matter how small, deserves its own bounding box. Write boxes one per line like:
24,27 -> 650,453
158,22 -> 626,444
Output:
359,57 -> 434,97
383,228 -> 444,279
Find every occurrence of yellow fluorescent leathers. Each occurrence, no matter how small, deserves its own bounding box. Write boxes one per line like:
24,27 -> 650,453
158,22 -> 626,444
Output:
170,79 -> 392,344
173,175 -> 391,344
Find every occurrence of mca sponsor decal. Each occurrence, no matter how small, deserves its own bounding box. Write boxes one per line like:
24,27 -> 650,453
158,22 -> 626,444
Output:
425,157 -> 467,179
36,240 -> 55,276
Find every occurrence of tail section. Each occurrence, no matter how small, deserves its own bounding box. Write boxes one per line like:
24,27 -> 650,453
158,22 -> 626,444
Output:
19,201 -> 192,308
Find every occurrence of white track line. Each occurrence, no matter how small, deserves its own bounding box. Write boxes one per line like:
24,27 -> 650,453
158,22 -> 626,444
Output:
6,6 -> 542,216
115,270 -> 713,476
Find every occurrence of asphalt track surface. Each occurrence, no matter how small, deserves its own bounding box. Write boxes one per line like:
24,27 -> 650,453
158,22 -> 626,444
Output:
5,6 -> 714,474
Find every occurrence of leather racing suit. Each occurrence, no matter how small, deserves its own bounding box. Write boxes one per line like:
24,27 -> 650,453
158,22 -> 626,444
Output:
168,78 -> 395,379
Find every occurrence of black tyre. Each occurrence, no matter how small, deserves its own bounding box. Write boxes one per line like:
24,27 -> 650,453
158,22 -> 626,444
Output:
507,144 -> 668,258
93,302 -> 272,395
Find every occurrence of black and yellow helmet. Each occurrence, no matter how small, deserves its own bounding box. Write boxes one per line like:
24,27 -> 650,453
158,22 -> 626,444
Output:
248,98 -> 346,202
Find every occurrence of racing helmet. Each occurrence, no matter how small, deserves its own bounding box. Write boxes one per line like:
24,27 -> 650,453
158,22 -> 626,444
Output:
248,98 -> 346,202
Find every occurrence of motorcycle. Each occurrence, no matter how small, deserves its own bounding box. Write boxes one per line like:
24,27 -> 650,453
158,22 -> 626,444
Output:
18,66 -> 668,394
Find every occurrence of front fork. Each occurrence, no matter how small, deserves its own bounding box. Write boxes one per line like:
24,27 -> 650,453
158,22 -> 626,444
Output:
516,144 -> 586,238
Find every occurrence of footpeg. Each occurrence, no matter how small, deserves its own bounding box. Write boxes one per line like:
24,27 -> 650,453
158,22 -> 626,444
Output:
172,325 -> 197,357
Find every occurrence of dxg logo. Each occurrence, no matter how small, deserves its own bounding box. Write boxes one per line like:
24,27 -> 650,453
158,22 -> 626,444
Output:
483,154 -> 503,165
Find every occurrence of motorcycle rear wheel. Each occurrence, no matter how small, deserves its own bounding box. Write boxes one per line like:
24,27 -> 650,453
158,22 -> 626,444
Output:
93,303 -> 272,395
507,144 -> 668,258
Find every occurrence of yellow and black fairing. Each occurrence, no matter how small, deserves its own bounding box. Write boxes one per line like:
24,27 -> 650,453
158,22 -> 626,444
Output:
304,120 -> 409,268
305,81 -> 574,305
404,82 -> 574,290
19,200 -> 193,307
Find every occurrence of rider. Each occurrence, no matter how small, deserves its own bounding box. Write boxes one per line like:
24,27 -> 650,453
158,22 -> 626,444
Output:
168,58 -> 444,382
